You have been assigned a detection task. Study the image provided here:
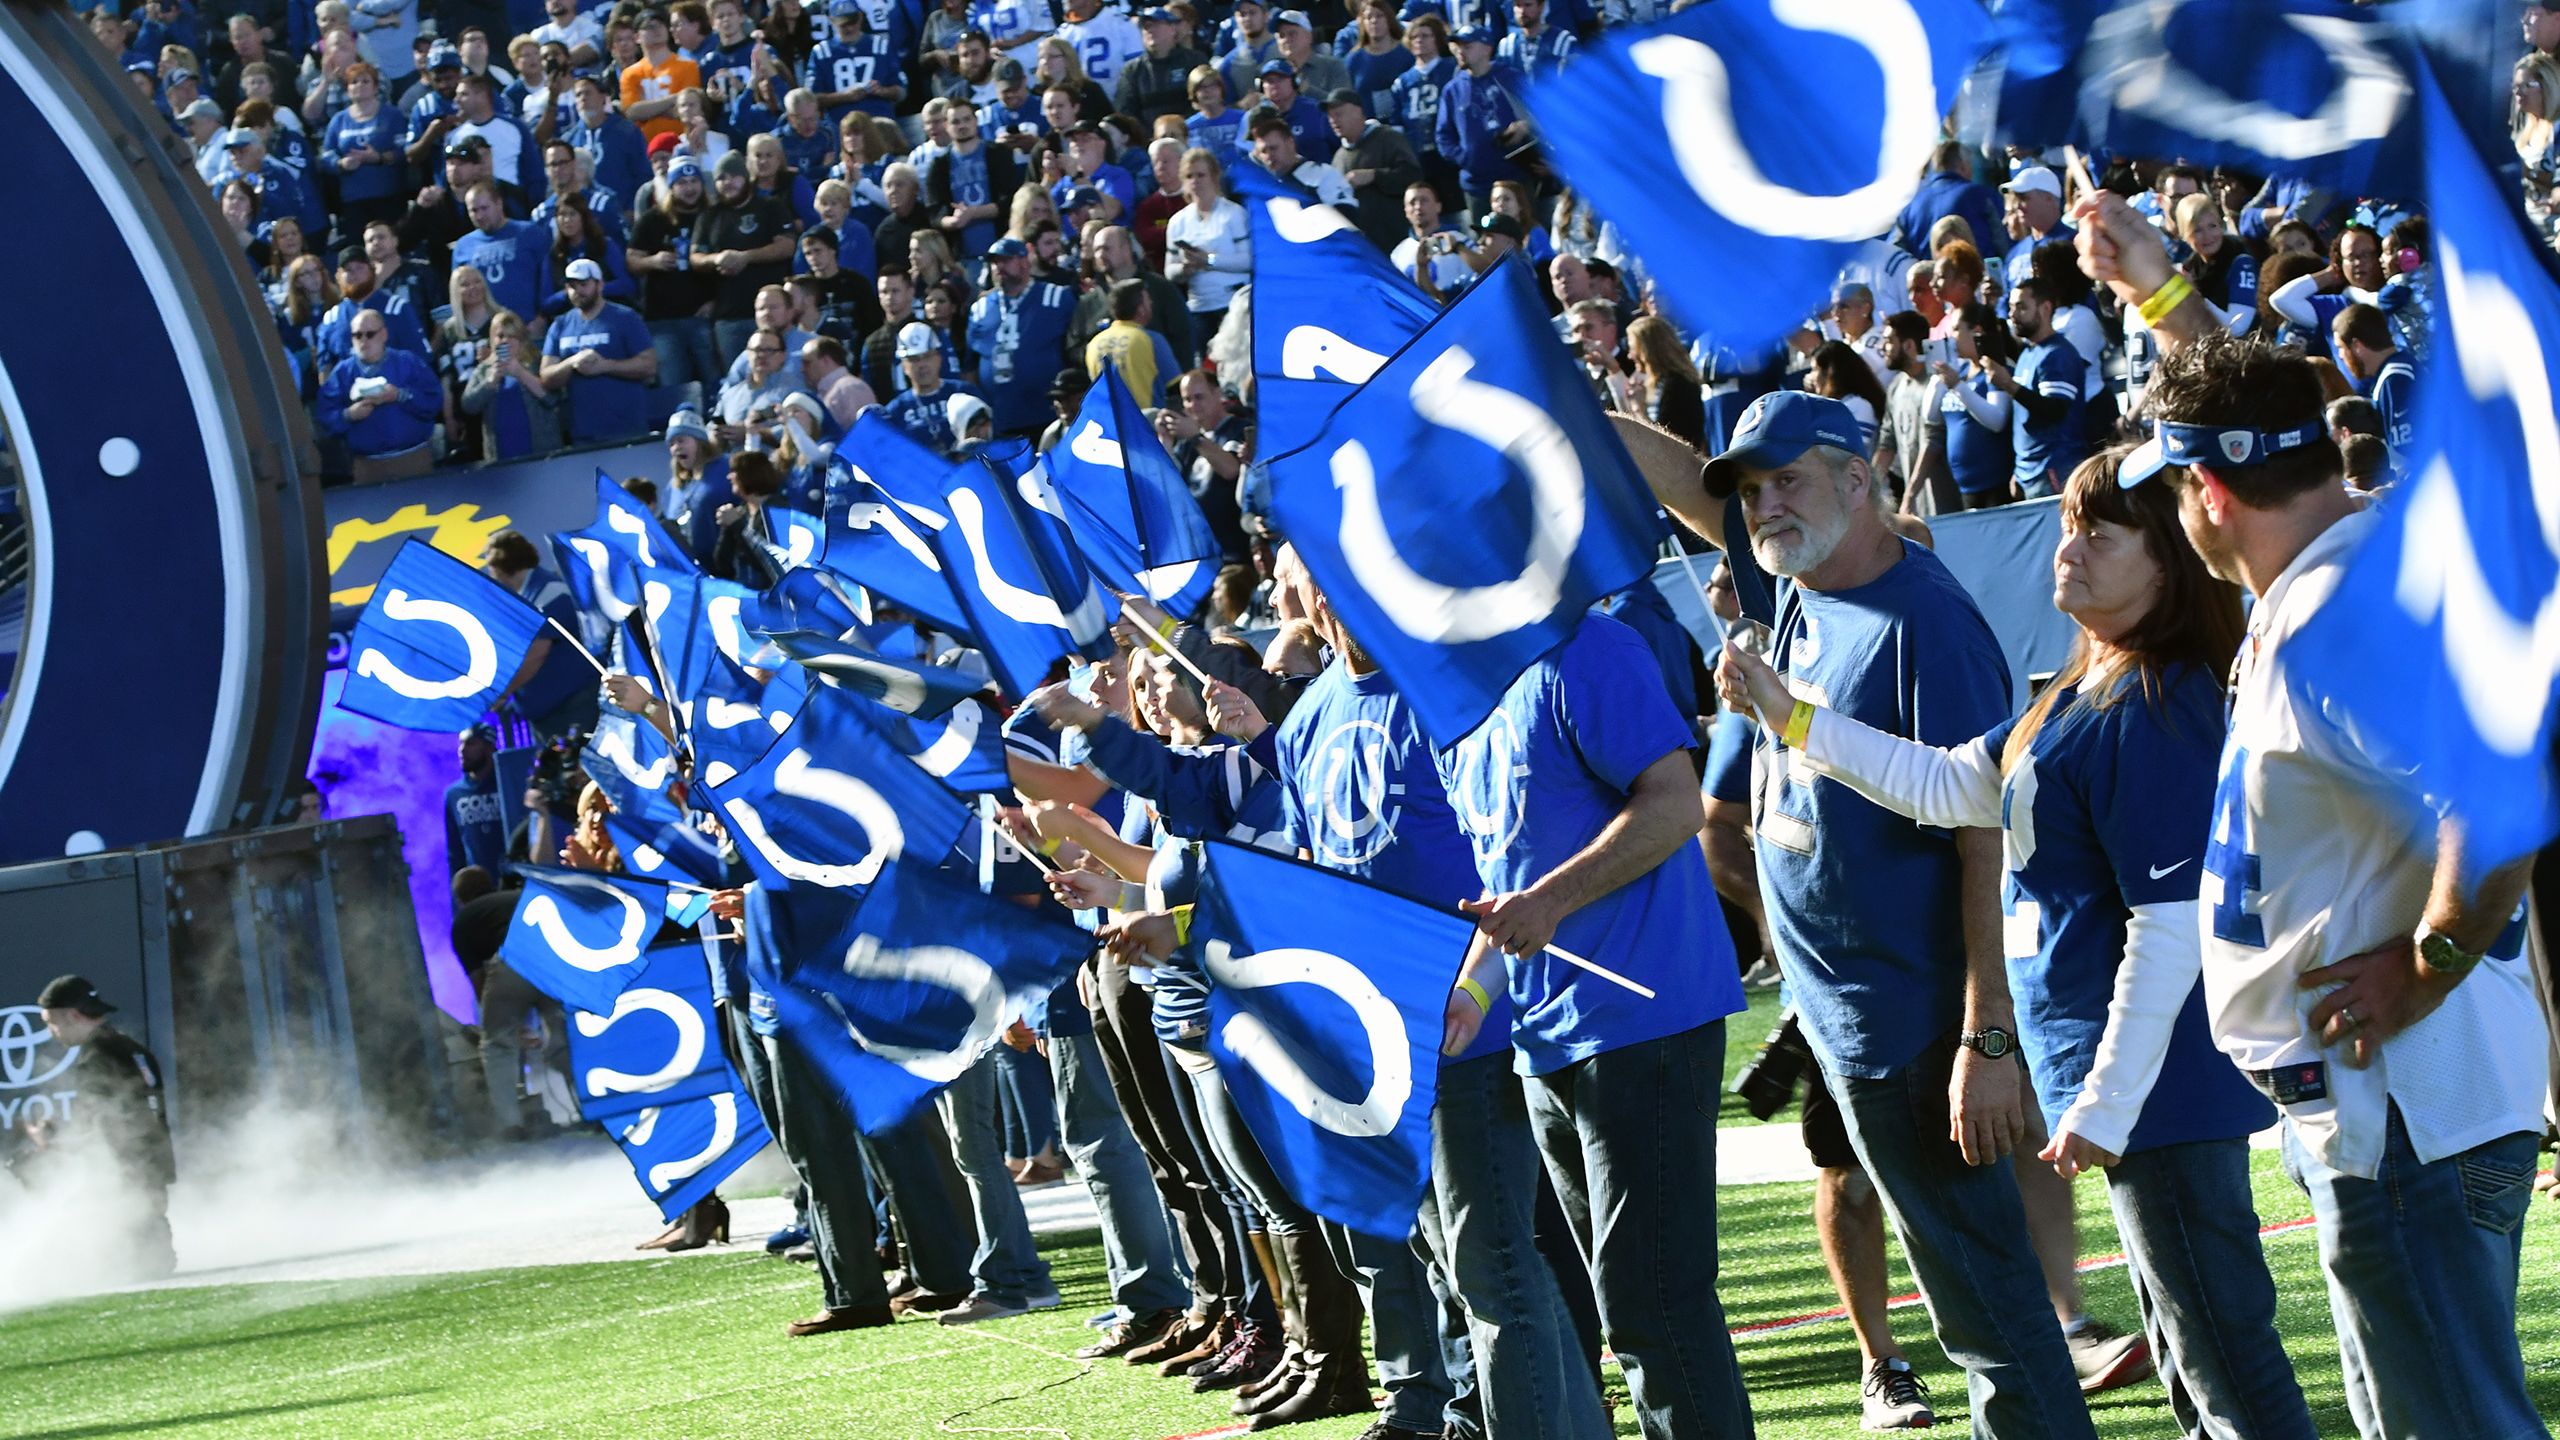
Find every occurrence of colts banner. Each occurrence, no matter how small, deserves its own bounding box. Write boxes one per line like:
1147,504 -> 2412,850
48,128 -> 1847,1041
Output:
498,865 -> 675,1015
1194,841 -> 1477,1238
338,540 -> 550,732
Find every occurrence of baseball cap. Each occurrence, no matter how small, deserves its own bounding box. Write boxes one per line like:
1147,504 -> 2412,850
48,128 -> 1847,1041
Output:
165,67 -> 196,85
895,321 -> 937,357
428,41 -> 462,69
827,0 -> 862,16
1258,57 -> 1295,78
995,56 -> 1027,85
335,243 -> 370,268
1048,366 -> 1088,401
1064,184 -> 1105,210
665,408 -> 713,444
1451,23 -> 1494,46
565,256 -> 606,281
648,130 -> 683,157
1700,391 -> 1867,498
668,157 -> 704,184
1272,7 -> 1312,29
222,127 -> 257,148
2118,419 -> 2324,488
1324,87 -> 1363,109
987,235 -> 1030,258
179,96 -> 224,123
1479,211 -> 1525,242
36,975 -> 114,1017
947,392 -> 991,435
2002,165 -> 2062,200
445,132 -> 489,157
460,722 -> 497,744
1138,5 -> 1179,21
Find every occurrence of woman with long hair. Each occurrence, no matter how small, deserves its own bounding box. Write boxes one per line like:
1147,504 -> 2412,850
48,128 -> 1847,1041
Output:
460,308 -> 562,461
1624,314 -> 1706,450
1805,339 -> 1891,456
277,254 -> 338,393
1927,300 -> 2019,509
1719,448 -> 2317,1440
258,214 -> 309,313
1343,0 -> 1411,121
2519,51 -> 2560,235
220,177 -> 262,257
747,130 -> 820,230
434,266 -> 503,455
542,195 -> 635,316
1033,36 -> 1112,120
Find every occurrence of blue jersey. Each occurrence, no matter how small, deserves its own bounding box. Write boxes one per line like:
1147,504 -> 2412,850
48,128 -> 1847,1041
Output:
804,34 -> 905,121
1979,666 -> 2274,1151
1343,45 -> 1414,125
1703,710 -> 1754,806
965,280 -> 1077,436
1274,663 -> 1509,1062
1271,94 -> 1337,164
1495,24 -> 1574,74
1436,614 -> 1742,1075
1434,63 -> 1527,193
2011,338 -> 2087,498
698,36 -> 758,109
1594,583 -> 1698,721
1390,56 -> 1455,154
542,301 -> 657,443
969,0 -> 1055,50
1185,107 -> 1247,169
444,771 -> 508,874
880,380 -> 983,454
772,122 -> 838,185
1940,371 -> 2012,496
563,110 -> 653,213
1754,541 -> 2011,1079
452,219 -> 550,323
324,104 -> 409,206
2365,355 -> 2416,461
316,292 -> 431,372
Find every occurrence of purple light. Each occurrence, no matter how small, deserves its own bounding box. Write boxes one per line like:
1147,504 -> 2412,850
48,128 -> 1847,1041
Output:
307,669 -> 477,1024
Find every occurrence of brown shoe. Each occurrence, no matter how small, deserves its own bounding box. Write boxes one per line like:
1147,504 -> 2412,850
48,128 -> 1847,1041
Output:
1125,1309 -> 1216,1366
784,1304 -> 894,1337
1012,1158 -> 1066,1186
890,1290 -> 970,1316
1076,1306 -> 1185,1360
1159,1313 -> 1239,1377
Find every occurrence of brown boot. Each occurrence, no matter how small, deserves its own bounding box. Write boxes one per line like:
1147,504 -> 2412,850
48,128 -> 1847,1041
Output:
1159,1312 -> 1240,1377
1126,1308 -> 1216,1366
784,1303 -> 894,1336
1248,1230 -> 1375,1430
1233,1349 -> 1306,1415
1077,1306 -> 1185,1360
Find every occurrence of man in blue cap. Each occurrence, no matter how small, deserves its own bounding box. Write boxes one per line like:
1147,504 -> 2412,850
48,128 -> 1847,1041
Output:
1616,395 -> 2094,1437
1112,6 -> 1206,121
1433,23 -> 1527,219
966,235 -> 1076,437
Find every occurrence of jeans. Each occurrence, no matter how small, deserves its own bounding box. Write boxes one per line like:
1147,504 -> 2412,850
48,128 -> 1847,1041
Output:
1094,962 -> 1234,1316
647,315 -> 716,414
1322,1220 -> 1456,1433
861,1108 -> 978,1297
1828,1035 -> 2094,1440
998,1043 -> 1057,1160
1162,1042 -> 1280,1328
2279,1107 -> 2549,1440
1186,1058 -> 1313,1237
1525,1022 -> 1755,1440
1051,1031 -> 1192,1314
1418,1050 -> 1611,1440
936,1050 -> 1053,1304
762,1033 -> 889,1312
2103,1139 -> 2317,1440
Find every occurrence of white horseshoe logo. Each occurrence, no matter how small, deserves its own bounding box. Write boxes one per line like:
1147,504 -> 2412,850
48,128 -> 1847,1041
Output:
2392,231 -> 2560,756
1069,417 -> 1124,468
605,500 -> 662,570
1203,940 -> 1411,1138
1140,561 -> 1203,605
1453,709 -> 1526,855
835,937 -> 1010,1082
1283,325 -> 1390,384
1267,195 -> 1359,244
575,987 -> 708,1096
1313,719 -> 1400,865
2091,2 -> 2406,163
1333,346 -> 1583,642
591,720 -> 674,790
353,587 -> 499,700
717,748 -> 907,888
565,536 -> 637,621
843,499 -> 947,572
912,699 -> 984,777
521,874 -> 651,974
1630,0 -> 1937,240
945,484 -> 1108,641
632,1092 -> 742,1192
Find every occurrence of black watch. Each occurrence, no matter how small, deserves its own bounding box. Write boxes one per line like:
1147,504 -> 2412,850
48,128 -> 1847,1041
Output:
1959,1027 -> 2015,1060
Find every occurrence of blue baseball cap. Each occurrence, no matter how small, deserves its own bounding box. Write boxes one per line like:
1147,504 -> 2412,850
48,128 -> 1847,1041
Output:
427,41 -> 461,69
1138,5 -> 1180,21
1258,57 -> 1295,78
827,0 -> 862,17
1451,23 -> 1494,46
986,235 -> 1030,258
1701,391 -> 1866,498
2119,419 -> 2325,488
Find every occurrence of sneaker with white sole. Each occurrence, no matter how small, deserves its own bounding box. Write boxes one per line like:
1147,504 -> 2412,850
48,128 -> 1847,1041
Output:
1861,1357 -> 1934,1429
2066,1319 -> 2154,1394
1025,1286 -> 1063,1311
938,1294 -> 1030,1326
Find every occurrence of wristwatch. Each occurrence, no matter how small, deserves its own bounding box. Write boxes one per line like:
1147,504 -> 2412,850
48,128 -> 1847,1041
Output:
2415,925 -> 2485,980
1958,1026 -> 2015,1059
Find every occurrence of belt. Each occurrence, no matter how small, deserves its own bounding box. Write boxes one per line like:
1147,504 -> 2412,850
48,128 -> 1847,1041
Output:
2243,1060 -> 2328,1105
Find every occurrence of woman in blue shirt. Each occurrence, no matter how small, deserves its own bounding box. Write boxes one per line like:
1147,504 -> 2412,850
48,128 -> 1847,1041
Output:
1390,15 -> 1456,192
1343,0 -> 1414,122
1930,301 -> 2018,509
322,61 -> 408,234
539,196 -> 635,317
1720,450 -> 2318,1440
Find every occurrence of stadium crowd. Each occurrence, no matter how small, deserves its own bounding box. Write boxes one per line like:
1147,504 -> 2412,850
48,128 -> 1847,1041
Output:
82,0 -> 2560,1435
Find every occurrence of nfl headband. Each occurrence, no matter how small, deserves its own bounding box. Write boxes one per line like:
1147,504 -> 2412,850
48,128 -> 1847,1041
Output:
2118,420 -> 2324,488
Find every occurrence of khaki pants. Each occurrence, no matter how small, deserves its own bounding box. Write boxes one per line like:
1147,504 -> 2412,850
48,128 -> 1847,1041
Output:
350,444 -> 435,486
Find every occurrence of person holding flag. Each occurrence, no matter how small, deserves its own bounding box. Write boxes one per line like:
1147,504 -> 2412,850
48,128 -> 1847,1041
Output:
480,530 -> 603,740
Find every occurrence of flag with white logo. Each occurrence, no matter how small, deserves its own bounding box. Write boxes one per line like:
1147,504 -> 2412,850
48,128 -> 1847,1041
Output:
1525,0 -> 1988,358
499,865 -> 680,1015
854,692 -> 1014,795
339,540 -> 552,732
759,628 -> 987,718
567,941 -> 736,1121
931,445 -> 1115,699
1269,258 -> 1666,746
700,678 -> 975,892
552,469 -> 697,624
1043,364 -> 1224,615
1233,164 -> 1438,463
581,715 -> 727,886
823,416 -> 975,637
2287,65 -> 2558,868
1194,840 -> 1475,1238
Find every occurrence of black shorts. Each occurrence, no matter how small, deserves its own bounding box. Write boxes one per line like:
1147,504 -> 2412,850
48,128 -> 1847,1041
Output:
1799,1062 -> 1858,1171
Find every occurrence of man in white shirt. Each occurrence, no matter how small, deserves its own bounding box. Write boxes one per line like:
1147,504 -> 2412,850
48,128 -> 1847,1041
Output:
2087,191 -> 2550,1440
1389,180 -> 1471,294
1055,0 -> 1142,87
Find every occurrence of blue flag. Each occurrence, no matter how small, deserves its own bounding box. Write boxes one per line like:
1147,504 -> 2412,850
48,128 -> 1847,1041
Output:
932,449 -> 1115,699
1193,840 -> 1474,1238
856,693 -> 1013,795
1269,258 -> 1668,746
824,415 -> 974,637
340,540 -> 551,732
582,714 -> 727,885
2287,65 -> 2558,868
499,865 -> 674,1015
749,567 -> 864,641
679,647 -> 793,777
1525,0 -> 1988,359
759,628 -> 986,718
643,572 -> 777,705
754,863 -> 1092,1132
1233,164 -> 1439,464
701,678 -> 976,891
763,505 -> 827,572
553,469 -> 697,623
1044,364 -> 1224,615
604,1077 -> 772,1220
1990,0 -> 2415,193
566,940 -> 734,1122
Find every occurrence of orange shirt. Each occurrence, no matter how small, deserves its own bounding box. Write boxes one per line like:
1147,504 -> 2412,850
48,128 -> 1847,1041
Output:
619,55 -> 701,140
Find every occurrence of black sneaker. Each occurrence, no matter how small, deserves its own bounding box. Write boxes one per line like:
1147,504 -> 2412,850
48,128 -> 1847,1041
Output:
1861,1357 -> 1934,1430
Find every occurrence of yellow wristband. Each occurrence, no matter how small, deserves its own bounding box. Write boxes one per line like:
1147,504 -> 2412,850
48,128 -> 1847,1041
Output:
1037,836 -> 1063,859
2137,273 -> 2195,328
1170,905 -> 1193,947
1153,614 -> 1180,642
1456,977 -> 1492,1014
1781,699 -> 1814,751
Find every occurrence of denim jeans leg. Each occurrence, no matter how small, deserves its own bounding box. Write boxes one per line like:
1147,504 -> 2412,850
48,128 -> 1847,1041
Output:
1052,1031 -> 1192,1314
2103,1139 -> 2317,1440
1322,1221 -> 1454,1432
1162,1041 -> 1276,1326
2281,1109 -> 2547,1440
763,1033 -> 889,1313
1421,1049 -> 1612,1440
1187,1061 -> 1313,1237
711,316 -> 756,375
862,1108 -> 978,1297
1415,1242 -> 1485,1440
1827,1038 -> 2095,1440
1526,1022 -> 1755,1440
936,1051 -> 1052,1304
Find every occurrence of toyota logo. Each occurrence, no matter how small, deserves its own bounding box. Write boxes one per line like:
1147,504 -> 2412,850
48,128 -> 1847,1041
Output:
0,1006 -> 78,1091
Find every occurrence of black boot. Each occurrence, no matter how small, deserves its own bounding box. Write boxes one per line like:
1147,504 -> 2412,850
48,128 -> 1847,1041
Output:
1249,1230 -> 1374,1430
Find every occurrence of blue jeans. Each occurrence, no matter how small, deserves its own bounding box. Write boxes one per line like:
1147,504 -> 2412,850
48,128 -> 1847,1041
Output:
937,1051 -> 1054,1304
2104,1139 -> 2316,1440
1322,1220 -> 1455,1432
1419,1050 -> 1611,1440
762,1033 -> 889,1313
1051,1031 -> 1192,1314
1525,1022 -> 1755,1440
1161,1042 -> 1281,1328
999,1042 -> 1057,1160
1827,1035 -> 2093,1440
646,315 -> 715,415
2280,1107 -> 2548,1440
858,1106 -> 978,1297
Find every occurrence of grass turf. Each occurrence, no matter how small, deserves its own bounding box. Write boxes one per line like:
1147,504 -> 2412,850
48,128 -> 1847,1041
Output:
2,1150 -> 2553,1440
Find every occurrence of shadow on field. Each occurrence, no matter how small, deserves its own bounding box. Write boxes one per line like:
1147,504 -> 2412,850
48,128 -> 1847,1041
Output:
0,1314 -> 398,1378
11,1390 -> 413,1439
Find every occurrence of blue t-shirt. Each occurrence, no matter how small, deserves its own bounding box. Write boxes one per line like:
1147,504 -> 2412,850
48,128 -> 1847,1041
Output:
1274,663 -> 1509,1064
1435,614 -> 1743,1075
511,567 -> 594,721
1703,710 -> 1754,806
1344,45 -> 1414,125
542,300 -> 656,442
2011,338 -> 2087,497
1940,371 -> 2012,496
881,379 -> 983,454
1185,108 -> 1246,169
324,104 -> 409,205
1754,541 -> 2011,1079
942,144 -> 999,257
1977,665 -> 2273,1151
444,771 -> 508,873
1594,583 -> 1698,721
967,280 -> 1076,435
452,219 -> 549,324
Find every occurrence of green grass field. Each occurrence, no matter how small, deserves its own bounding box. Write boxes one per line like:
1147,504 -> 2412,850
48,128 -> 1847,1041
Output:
4,1149 -> 2554,1440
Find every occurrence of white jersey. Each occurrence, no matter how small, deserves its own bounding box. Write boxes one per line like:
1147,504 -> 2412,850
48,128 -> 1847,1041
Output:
2203,510 -> 2548,1180
1057,11 -> 1143,86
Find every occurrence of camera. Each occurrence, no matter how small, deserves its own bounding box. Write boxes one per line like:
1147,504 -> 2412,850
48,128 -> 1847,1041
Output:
529,728 -> 591,818
1730,1008 -> 1815,1121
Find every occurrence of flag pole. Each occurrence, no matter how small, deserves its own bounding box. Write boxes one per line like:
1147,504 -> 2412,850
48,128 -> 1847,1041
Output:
547,616 -> 609,678
1129,614 -> 1220,691
1659,513 -> 1714,636
1538,942 -> 1657,1000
